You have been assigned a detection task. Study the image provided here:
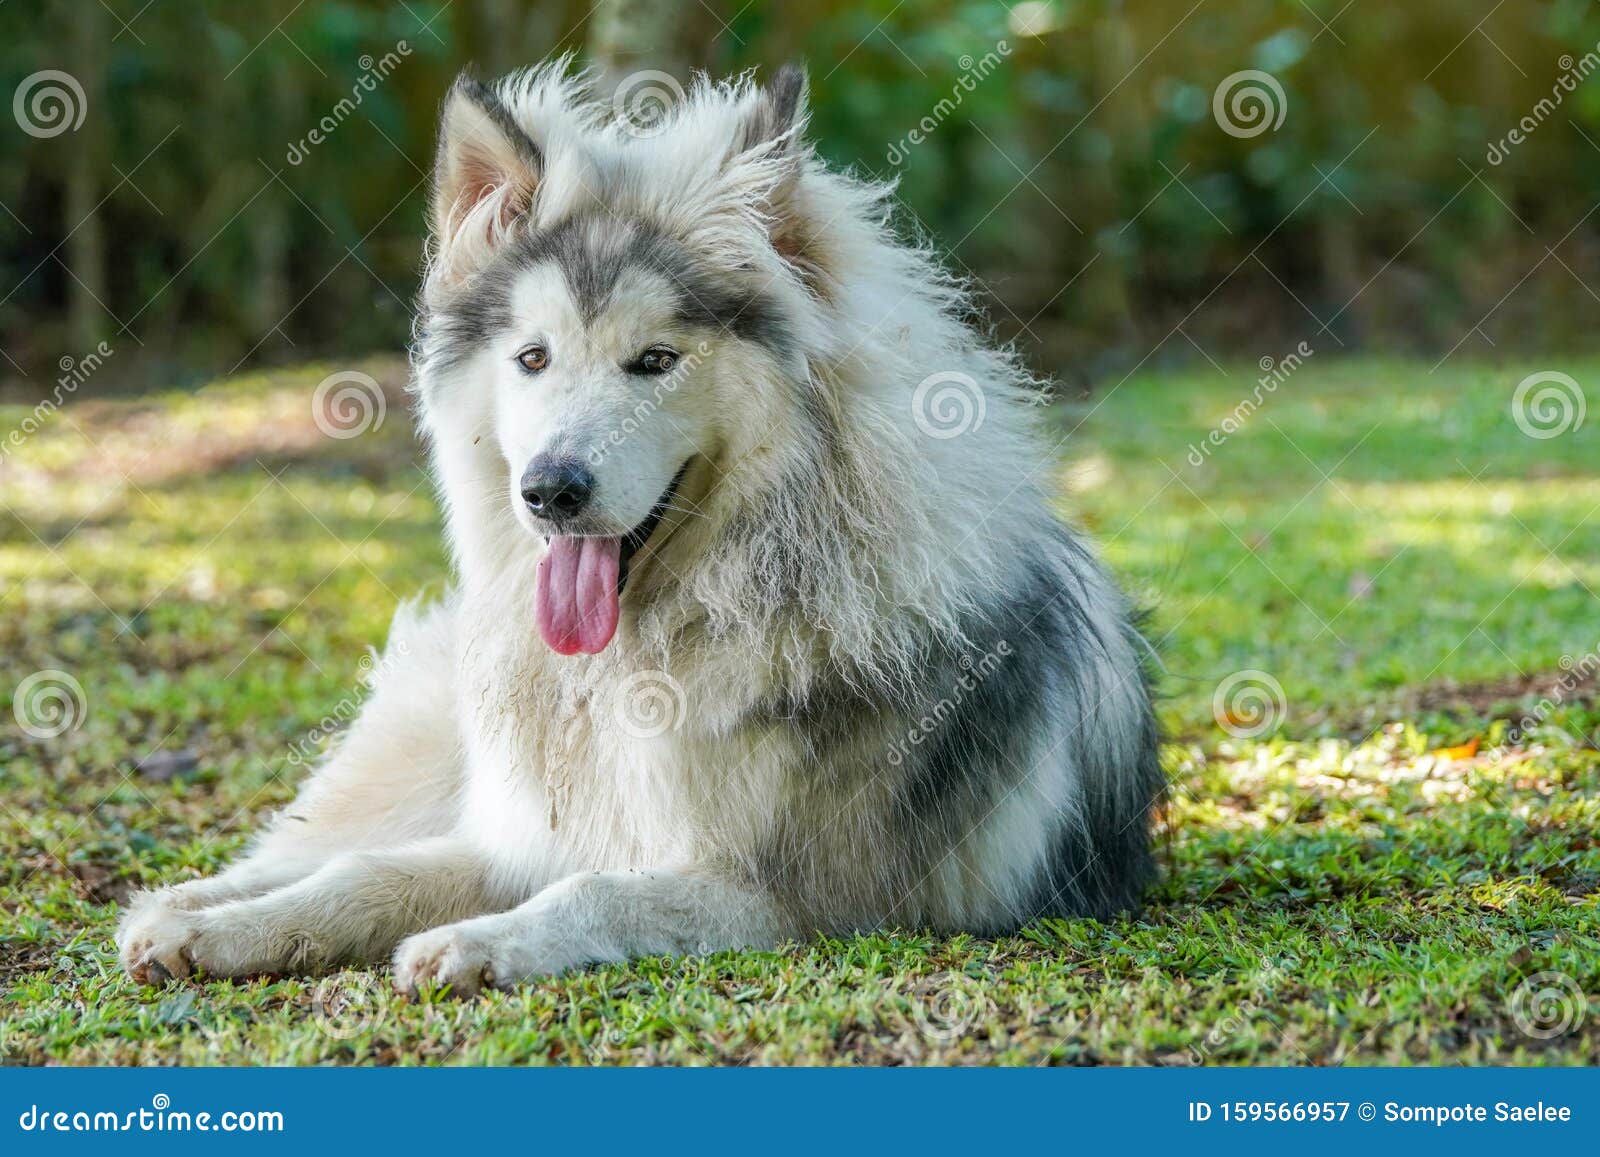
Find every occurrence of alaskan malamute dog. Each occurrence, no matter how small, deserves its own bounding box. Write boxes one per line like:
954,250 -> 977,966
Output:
119,62 -> 1163,994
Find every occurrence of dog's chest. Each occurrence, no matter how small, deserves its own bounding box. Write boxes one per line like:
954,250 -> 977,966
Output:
451,591 -> 799,874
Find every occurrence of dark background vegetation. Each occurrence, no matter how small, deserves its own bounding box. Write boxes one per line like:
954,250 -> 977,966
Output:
5,0 -> 1600,392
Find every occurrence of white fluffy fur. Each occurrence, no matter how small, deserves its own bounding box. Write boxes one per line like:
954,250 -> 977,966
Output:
117,62 -> 1158,996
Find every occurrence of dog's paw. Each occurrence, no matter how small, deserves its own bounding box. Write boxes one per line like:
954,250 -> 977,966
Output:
392,924 -> 509,998
118,892 -> 294,983
117,896 -> 199,985
393,916 -> 572,998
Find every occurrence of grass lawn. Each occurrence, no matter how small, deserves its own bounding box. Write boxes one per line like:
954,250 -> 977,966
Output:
2,355 -> 1597,1065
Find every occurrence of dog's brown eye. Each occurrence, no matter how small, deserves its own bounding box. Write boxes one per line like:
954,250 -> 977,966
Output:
516,345 -> 549,374
631,346 -> 678,375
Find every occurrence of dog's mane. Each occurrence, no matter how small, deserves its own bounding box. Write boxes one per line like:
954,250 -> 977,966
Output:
416,60 -> 1061,709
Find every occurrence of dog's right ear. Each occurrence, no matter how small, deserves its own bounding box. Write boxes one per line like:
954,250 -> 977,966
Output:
430,75 -> 542,277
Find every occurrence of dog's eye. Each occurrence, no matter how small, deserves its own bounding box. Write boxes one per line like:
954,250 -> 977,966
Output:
629,346 -> 678,375
516,345 -> 550,374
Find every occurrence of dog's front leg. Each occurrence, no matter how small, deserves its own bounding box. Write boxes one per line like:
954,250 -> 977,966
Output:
392,868 -> 781,996
121,836 -> 498,983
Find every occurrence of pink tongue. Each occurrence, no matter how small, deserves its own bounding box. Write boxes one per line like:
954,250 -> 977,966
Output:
535,536 -> 621,655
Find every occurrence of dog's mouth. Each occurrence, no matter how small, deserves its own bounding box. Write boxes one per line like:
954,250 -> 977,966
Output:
533,462 -> 689,656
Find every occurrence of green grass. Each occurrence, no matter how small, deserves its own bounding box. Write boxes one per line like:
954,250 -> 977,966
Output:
2,356 -> 1597,1065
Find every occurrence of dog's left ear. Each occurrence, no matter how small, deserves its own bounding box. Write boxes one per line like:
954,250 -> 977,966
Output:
729,63 -> 822,285
429,75 -> 543,286
734,62 -> 807,160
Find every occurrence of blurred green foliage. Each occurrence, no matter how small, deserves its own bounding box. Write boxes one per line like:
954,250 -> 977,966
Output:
5,0 -> 1600,391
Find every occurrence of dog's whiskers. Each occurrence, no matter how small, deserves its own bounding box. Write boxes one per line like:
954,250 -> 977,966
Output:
658,499 -> 710,523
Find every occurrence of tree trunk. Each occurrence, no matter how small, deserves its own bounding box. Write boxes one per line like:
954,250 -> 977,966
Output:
588,0 -> 724,94
246,75 -> 298,346
65,2 -> 108,353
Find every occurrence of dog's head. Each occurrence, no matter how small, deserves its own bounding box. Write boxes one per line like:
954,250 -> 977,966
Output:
415,63 -> 820,656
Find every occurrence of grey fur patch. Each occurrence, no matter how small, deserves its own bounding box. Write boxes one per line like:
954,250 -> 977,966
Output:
884,536 -> 1164,930
741,523 -> 1163,936
1017,629 -> 1163,923
423,215 -> 794,372
889,563 -> 1052,829
421,262 -> 517,372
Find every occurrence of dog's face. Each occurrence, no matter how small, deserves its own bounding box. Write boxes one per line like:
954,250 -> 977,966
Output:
418,69 -> 808,655
484,225 -> 710,540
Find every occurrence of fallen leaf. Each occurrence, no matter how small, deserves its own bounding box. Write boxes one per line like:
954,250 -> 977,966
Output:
1431,737 -> 1480,761
70,862 -> 134,906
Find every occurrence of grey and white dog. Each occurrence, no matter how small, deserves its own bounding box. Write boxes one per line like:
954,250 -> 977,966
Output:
118,62 -> 1163,994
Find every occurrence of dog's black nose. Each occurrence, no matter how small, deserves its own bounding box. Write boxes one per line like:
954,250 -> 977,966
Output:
520,456 -> 594,522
